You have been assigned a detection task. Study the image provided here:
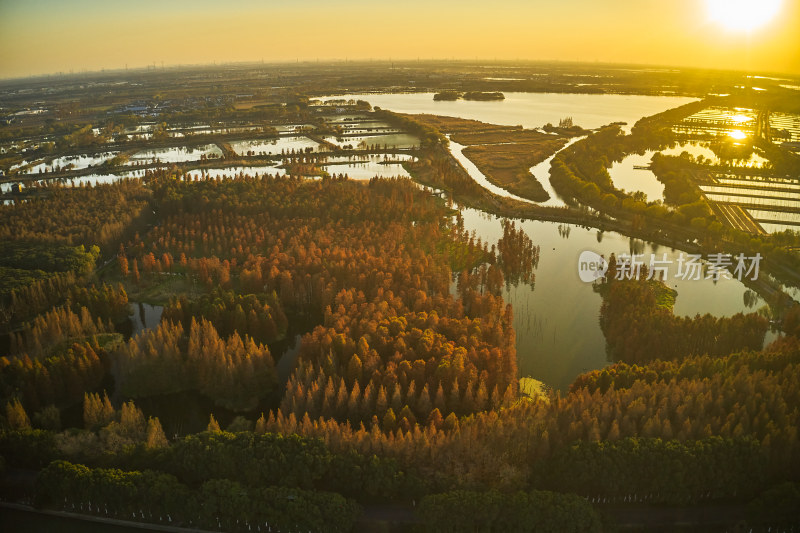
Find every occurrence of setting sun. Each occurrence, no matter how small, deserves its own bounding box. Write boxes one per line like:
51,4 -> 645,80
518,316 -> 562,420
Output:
707,0 -> 783,31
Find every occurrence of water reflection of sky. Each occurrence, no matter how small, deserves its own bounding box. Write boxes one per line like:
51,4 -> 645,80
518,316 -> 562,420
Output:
316,92 -> 697,131
127,144 -> 222,164
229,136 -> 319,156
458,206 -> 774,390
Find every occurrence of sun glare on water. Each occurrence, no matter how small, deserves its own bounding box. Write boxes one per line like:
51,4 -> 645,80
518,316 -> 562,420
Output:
730,114 -> 754,123
707,0 -> 782,31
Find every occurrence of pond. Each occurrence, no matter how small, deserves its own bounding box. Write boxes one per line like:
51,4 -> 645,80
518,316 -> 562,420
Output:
675,106 -> 758,139
184,165 -> 286,179
68,170 -> 148,187
747,210 -> 800,225
128,302 -> 164,337
661,141 -> 770,168
323,161 -> 411,180
608,151 -> 665,202
229,136 -> 319,156
700,184 -> 800,201
546,141 -> 773,206
323,114 -> 371,123
323,132 -> 420,149
12,151 -> 120,174
336,121 -> 399,134
704,192 -> 800,210
1,170 -> 151,191
323,153 -> 416,163
169,125 -> 263,137
716,176 -> 800,191
770,112 -> 800,143
273,124 -> 314,133
180,158 -> 414,181
759,222 -> 800,234
126,144 -> 223,164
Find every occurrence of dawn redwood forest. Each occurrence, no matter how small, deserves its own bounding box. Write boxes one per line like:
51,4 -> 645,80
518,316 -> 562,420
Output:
0,158 -> 798,530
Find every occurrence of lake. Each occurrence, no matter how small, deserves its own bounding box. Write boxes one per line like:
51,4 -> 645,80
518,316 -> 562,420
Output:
456,205 -> 772,390
315,92 -> 697,130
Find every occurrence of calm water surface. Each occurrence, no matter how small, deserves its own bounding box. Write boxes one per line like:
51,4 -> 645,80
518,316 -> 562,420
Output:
456,206 -> 770,390
608,151 -> 665,202
316,92 -> 697,130
229,136 -> 319,156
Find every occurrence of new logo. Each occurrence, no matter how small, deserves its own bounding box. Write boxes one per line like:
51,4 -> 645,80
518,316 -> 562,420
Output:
578,251 -> 608,283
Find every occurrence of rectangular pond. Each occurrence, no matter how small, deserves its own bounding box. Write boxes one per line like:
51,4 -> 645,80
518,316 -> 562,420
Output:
229,136 -> 320,156
126,144 -> 223,164
12,151 -> 120,174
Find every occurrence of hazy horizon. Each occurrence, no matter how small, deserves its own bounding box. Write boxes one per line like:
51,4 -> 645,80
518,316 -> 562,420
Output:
1,0 -> 799,80
0,57 -> 795,84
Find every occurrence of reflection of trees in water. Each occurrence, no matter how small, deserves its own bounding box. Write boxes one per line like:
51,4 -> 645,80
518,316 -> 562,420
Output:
521,313 -> 547,342
497,220 -> 539,290
628,238 -> 646,256
504,287 -> 546,343
709,139 -> 756,164
743,289 -> 759,309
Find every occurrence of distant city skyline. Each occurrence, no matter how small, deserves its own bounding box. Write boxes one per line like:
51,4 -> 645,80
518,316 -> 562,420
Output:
0,0 -> 798,79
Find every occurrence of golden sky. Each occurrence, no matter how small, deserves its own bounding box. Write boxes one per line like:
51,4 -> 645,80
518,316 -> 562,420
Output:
0,0 -> 798,79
